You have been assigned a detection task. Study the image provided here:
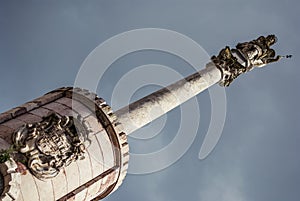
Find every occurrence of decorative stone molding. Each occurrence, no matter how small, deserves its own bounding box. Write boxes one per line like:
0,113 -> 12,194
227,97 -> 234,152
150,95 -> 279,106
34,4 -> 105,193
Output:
0,158 -> 21,201
66,88 -> 129,200
211,46 -> 247,87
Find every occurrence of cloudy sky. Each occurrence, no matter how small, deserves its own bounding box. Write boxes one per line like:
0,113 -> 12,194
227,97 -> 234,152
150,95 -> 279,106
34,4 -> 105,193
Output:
0,1 -> 299,201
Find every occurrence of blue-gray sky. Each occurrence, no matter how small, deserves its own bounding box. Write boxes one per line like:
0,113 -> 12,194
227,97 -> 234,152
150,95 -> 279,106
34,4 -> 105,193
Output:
0,1 -> 299,201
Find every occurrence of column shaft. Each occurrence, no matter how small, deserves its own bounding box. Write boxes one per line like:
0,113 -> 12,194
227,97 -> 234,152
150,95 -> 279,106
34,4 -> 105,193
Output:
115,62 -> 222,135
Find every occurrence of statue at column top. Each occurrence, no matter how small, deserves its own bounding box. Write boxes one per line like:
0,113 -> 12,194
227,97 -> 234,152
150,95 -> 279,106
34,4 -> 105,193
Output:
236,34 -> 282,69
212,34 -> 291,87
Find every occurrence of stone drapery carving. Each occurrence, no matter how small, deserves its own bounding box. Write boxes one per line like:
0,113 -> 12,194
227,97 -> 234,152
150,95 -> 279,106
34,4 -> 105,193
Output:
212,35 -> 284,86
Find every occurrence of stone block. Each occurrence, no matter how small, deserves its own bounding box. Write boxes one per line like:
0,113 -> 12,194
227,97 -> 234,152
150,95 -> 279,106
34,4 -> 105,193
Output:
9,107 -> 27,118
100,169 -> 118,192
84,115 -> 103,135
19,174 -> 39,201
16,113 -> 42,124
52,170 -> 68,200
53,108 -> 72,117
5,160 -> 18,173
95,132 -> 115,171
64,162 -> 80,194
86,135 -> 104,176
0,163 -> 8,176
2,119 -> 25,131
33,178 -> 54,201
56,97 -> 72,107
76,153 -> 93,185
85,180 -> 101,201
74,188 -> 87,201
32,92 -> 63,106
6,184 -> 20,200
71,101 -> 93,118
0,137 -> 10,150
1,194 -> 13,201
0,112 -> 12,124
19,102 -> 39,112
0,125 -> 15,144
42,102 -> 69,114
29,108 -> 51,118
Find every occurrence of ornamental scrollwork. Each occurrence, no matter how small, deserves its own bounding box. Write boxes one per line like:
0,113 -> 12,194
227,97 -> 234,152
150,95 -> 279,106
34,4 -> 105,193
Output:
13,113 -> 87,180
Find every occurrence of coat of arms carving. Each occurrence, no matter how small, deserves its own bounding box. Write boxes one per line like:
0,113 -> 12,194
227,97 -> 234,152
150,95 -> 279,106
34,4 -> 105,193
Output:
13,113 -> 87,180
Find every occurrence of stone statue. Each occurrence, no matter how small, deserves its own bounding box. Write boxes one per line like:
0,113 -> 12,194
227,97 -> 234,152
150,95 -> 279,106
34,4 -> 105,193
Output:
212,34 -> 291,87
236,34 -> 282,69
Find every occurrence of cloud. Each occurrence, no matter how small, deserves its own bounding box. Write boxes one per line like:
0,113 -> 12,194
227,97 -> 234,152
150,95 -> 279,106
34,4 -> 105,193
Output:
198,167 -> 245,201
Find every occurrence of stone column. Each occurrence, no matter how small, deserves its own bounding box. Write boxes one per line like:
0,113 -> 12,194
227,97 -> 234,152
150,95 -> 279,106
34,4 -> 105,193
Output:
115,62 -> 222,135
0,35 -> 283,200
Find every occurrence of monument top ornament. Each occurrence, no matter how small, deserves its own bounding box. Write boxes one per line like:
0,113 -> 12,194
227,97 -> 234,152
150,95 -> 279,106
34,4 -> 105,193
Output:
212,34 -> 292,87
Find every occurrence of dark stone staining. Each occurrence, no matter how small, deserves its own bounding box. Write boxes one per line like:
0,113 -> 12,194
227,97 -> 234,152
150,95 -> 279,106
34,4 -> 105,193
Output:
0,173 -> 3,195
0,112 -> 12,124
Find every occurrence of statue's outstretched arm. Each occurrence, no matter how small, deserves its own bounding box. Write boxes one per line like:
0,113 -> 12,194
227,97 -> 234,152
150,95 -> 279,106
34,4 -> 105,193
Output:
262,49 -> 282,64
264,55 -> 282,64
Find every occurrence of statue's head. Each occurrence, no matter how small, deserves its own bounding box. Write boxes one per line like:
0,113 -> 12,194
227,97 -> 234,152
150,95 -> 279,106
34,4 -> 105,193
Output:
266,35 -> 277,46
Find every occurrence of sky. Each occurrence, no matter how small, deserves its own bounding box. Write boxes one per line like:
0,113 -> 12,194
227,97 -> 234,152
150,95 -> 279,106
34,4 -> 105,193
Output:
0,1 -> 299,201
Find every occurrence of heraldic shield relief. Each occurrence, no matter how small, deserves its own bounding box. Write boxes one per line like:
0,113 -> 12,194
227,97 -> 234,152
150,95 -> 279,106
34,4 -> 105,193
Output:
12,113 -> 88,180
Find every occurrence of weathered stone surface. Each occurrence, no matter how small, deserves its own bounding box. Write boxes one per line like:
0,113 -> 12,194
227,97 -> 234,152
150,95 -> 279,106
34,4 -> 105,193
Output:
9,107 -> 27,118
4,174 -> 12,186
64,162 -> 80,194
99,169 -> 118,195
56,97 -> 73,106
66,195 -> 75,201
32,92 -> 63,106
0,123 -> 20,143
115,62 -> 221,134
2,119 -> 25,130
84,115 -> 104,135
2,194 -> 13,201
16,192 -> 24,201
16,113 -> 42,124
86,135 -> 104,176
0,128 -> 14,145
56,108 -> 76,117
71,100 -> 93,118
0,164 -> 8,177
42,102 -> 70,115
85,180 -> 101,201
6,184 -> 20,199
95,131 -> 115,171
33,178 -> 54,201
19,102 -> 39,112
74,188 -> 88,201
0,112 -> 12,124
29,107 -> 51,117
70,93 -> 97,114
52,170 -> 68,200
0,160 -> 21,201
5,160 -> 18,174
76,152 -> 93,185
19,174 -> 39,201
